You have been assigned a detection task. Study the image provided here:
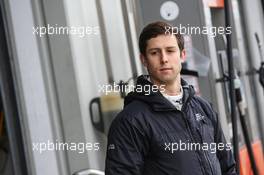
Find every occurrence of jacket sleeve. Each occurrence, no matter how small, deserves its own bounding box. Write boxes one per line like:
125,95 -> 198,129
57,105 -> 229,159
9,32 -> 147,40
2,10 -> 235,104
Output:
105,114 -> 149,175
211,106 -> 238,175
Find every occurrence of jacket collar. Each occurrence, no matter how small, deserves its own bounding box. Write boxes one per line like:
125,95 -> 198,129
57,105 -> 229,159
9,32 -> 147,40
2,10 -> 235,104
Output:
124,75 -> 195,111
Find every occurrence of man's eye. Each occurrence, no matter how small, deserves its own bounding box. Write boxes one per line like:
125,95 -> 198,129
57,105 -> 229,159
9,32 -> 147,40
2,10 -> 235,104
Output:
150,52 -> 157,55
167,50 -> 175,53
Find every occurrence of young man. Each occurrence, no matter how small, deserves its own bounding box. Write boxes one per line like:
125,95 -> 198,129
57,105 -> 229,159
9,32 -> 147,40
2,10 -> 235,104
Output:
105,21 -> 237,175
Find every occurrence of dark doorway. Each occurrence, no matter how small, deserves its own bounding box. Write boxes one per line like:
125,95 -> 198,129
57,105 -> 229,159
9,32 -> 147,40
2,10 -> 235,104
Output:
0,2 -> 28,175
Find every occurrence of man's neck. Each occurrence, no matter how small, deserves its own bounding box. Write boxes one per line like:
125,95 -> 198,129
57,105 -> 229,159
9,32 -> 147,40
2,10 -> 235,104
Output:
150,75 -> 182,96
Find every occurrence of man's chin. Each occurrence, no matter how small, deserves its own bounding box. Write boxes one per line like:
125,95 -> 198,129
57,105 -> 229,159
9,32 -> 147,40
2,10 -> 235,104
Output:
156,76 -> 176,84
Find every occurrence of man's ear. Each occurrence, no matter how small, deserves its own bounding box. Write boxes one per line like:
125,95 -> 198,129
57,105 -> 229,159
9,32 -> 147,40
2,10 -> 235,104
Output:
140,54 -> 148,67
180,49 -> 186,63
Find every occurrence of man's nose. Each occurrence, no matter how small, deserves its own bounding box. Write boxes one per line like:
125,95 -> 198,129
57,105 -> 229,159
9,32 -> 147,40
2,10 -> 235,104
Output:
160,51 -> 168,64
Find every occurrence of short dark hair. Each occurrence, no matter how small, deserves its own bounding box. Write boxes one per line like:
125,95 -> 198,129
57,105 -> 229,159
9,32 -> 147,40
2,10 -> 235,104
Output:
139,21 -> 184,55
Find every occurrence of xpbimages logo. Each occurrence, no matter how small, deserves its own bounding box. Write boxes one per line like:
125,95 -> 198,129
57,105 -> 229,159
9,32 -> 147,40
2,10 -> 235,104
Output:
32,140 -> 100,154
164,141 -> 232,154
32,24 -> 99,37
98,82 -> 166,95
165,24 -> 232,37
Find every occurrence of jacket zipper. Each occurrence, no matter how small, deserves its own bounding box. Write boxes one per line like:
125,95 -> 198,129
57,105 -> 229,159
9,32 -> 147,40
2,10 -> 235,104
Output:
176,87 -> 213,175
180,95 -> 210,175
196,127 -> 214,175
179,111 -> 207,175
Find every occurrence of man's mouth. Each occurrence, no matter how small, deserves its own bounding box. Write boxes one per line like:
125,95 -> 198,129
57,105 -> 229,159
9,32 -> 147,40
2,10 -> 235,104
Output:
160,68 -> 172,71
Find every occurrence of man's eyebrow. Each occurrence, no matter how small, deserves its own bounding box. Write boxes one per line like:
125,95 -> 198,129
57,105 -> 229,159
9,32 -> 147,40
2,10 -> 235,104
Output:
147,46 -> 178,51
147,48 -> 160,51
166,46 -> 178,49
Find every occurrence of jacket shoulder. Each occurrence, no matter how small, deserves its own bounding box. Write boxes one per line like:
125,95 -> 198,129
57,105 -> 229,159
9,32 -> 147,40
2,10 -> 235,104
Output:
120,100 -> 151,120
192,96 -> 215,113
109,100 -> 151,133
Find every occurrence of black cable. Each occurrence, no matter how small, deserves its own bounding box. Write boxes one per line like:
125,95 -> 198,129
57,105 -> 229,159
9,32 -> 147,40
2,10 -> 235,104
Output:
255,33 -> 264,89
254,33 -> 264,154
235,85 -> 259,175
224,0 -> 239,173
261,0 -> 264,17
259,62 -> 264,88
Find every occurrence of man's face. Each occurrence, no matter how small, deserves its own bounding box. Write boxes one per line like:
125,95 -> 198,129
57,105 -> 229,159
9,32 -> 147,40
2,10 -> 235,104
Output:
140,34 -> 185,85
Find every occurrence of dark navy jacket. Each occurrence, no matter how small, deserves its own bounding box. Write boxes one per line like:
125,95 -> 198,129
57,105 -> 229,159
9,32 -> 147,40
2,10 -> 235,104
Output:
105,75 -> 237,175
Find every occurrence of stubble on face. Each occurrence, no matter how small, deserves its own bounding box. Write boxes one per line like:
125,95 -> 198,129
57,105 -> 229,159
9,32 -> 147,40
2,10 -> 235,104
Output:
143,34 -> 183,87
